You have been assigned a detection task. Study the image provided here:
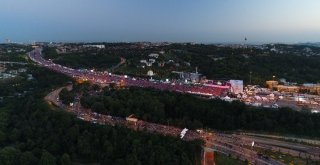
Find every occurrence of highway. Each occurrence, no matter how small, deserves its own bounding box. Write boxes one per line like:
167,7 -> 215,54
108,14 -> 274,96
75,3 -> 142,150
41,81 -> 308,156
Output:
46,85 -> 290,165
208,142 -> 284,165
242,132 -> 320,146
205,132 -> 320,164
237,134 -> 320,160
47,84 -> 318,165
44,85 -> 320,165
32,48 -> 320,165
44,86 -> 201,141
28,48 -> 228,98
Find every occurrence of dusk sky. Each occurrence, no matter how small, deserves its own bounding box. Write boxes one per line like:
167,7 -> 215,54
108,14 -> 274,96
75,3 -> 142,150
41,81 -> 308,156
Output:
1,0 -> 320,43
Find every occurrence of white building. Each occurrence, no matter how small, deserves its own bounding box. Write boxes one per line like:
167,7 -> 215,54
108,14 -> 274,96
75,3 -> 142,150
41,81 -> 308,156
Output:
83,45 -> 105,49
148,53 -> 159,58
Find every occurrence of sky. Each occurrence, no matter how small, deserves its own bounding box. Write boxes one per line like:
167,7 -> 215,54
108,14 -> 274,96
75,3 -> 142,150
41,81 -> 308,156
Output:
1,0 -> 320,43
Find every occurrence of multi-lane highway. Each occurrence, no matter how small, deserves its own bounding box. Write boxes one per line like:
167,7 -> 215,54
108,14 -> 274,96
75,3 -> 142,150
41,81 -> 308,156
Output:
28,48 -> 228,97
45,85 -> 291,165
206,132 -> 320,164
32,48 -> 320,165
44,85 -> 201,141
45,84 -> 320,165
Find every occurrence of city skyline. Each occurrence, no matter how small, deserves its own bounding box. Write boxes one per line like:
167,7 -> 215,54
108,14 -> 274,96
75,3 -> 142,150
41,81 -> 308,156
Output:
1,0 -> 320,43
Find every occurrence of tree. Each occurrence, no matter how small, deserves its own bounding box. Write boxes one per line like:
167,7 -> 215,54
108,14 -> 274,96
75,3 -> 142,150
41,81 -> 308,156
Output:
59,88 -> 75,105
0,130 -> 6,144
92,84 -> 101,91
91,102 -> 106,113
39,150 -> 56,165
19,151 -> 38,165
0,146 -> 20,165
60,153 -> 71,165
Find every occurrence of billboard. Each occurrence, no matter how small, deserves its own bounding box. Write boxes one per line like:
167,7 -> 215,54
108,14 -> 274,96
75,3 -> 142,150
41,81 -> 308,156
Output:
230,80 -> 243,94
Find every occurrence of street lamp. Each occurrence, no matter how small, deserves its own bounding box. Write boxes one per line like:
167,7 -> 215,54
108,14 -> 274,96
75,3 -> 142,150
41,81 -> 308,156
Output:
272,75 -> 276,80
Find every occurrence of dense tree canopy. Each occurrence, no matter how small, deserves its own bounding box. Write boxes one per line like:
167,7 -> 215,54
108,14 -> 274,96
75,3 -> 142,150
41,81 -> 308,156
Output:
81,87 -> 320,137
0,66 -> 202,165
42,43 -> 320,84
3,43 -> 320,164
167,44 -> 320,84
59,88 -> 75,105
43,47 -> 121,70
1,97 -> 201,165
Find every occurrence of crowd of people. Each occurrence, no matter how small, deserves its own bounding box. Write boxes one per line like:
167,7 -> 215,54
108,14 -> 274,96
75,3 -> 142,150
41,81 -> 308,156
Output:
45,85 -> 202,141
76,97 -> 202,141
29,48 -> 229,98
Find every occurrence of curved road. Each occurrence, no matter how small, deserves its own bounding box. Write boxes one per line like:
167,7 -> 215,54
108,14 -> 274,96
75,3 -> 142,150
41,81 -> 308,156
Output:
31,48 -> 320,165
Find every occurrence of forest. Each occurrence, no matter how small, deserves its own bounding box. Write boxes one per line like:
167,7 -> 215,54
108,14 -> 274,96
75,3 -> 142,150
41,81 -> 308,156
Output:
79,87 -> 320,137
167,44 -> 320,84
2,43 -> 320,164
42,43 -> 320,85
42,47 -> 120,70
0,44 -> 32,62
0,66 -> 202,165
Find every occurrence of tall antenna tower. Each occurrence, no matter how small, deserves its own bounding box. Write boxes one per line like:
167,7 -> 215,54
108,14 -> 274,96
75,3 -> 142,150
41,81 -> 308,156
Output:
244,37 -> 248,48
